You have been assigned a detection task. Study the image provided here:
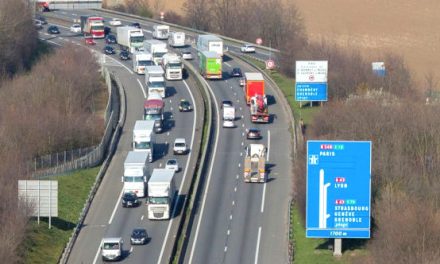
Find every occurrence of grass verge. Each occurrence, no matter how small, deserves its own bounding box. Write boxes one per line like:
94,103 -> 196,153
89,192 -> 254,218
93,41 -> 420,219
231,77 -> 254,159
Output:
24,167 -> 100,264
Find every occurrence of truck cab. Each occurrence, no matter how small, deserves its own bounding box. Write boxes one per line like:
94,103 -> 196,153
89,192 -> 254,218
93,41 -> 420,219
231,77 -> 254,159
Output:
132,52 -> 154,74
244,144 -> 267,183
101,237 -> 123,261
162,53 -> 183,80
147,169 -> 175,220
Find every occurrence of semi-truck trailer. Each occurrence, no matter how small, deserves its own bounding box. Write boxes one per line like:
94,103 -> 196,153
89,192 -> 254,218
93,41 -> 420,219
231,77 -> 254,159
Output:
197,34 -> 223,56
152,25 -> 170,40
122,151 -> 149,197
144,94 -> 164,133
161,53 -> 183,80
80,16 -> 104,39
145,66 -> 166,98
198,51 -> 222,80
116,26 -> 144,53
144,40 -> 168,65
132,120 -> 155,162
244,72 -> 265,105
132,52 -> 154,74
147,169 -> 175,220
244,144 -> 267,183
168,32 -> 185,47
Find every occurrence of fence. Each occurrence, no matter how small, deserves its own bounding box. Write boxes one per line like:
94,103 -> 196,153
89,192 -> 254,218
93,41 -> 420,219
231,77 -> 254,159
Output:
32,68 -> 119,178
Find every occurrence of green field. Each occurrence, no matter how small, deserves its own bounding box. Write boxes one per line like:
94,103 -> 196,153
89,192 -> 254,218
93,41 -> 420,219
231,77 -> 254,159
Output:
24,167 -> 100,264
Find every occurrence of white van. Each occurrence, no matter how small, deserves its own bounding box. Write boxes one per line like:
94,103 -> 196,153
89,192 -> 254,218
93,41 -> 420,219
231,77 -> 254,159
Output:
101,237 -> 123,261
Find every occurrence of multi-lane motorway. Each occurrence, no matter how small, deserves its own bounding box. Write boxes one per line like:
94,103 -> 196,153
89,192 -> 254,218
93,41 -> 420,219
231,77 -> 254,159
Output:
40,9 -> 292,264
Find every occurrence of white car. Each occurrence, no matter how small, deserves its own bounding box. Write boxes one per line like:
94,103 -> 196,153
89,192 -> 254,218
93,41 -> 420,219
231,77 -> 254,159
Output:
173,138 -> 188,155
109,18 -> 122,26
70,24 -> 81,33
241,44 -> 256,53
165,159 -> 179,172
239,78 -> 245,87
223,120 -> 235,128
181,50 -> 193,60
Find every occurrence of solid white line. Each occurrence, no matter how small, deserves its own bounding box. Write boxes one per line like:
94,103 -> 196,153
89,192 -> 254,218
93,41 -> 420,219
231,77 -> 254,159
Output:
92,242 -> 101,264
106,55 -> 133,74
136,78 -> 147,98
267,130 -> 271,161
141,215 -> 144,221
227,229 -> 230,235
188,77 -> 221,264
261,183 -> 267,213
157,79 -> 197,264
254,227 -> 262,264
130,246 -> 133,253
224,62 -> 232,67
108,188 -> 124,224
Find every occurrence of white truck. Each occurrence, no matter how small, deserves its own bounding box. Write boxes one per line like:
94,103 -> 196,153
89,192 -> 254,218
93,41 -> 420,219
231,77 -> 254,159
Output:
133,120 -> 155,162
161,53 -> 183,80
116,26 -> 144,53
132,51 -> 154,74
244,144 -> 267,183
100,237 -> 123,261
147,169 -> 175,220
122,151 -> 149,197
197,34 -> 224,57
152,25 -> 170,40
168,31 -> 185,47
144,39 -> 168,65
145,66 -> 166,98
223,105 -> 235,128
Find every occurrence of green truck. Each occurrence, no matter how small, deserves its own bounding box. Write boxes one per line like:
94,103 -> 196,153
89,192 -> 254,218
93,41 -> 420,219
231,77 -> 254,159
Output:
198,51 -> 222,79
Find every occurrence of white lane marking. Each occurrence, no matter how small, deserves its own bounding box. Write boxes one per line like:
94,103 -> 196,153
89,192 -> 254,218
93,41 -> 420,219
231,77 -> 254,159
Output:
238,163 -> 241,167
254,227 -> 262,264
130,246 -> 133,253
72,13 -> 77,16
267,130 -> 270,161
137,78 -> 147,98
241,115 -> 244,119
141,215 -> 144,220
229,214 -> 232,220
236,174 -> 239,179
224,62 -> 232,67
241,142 -> 244,146
61,11 -> 66,14
227,229 -> 230,235
224,246 -> 228,252
92,242 -> 101,264
108,188 -> 124,224
232,201 -> 235,206
157,79 -> 197,264
261,183 -> 267,213
167,132 -> 170,136
240,107 -> 242,111
188,77 -> 221,264
144,30 -> 153,34
171,107 -> 173,111
106,55 -> 133,74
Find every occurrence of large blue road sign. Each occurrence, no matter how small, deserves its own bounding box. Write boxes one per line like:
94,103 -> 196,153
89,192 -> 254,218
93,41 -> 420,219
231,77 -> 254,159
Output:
295,83 -> 328,101
306,140 -> 371,238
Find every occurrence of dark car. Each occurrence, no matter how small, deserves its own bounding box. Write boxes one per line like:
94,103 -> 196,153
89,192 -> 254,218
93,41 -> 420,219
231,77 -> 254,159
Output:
231,67 -> 242,77
179,99 -> 192,112
221,100 -> 233,109
130,22 -> 141,29
121,192 -> 139,208
246,128 -> 262,140
119,50 -> 130,61
105,34 -> 117,44
103,45 -> 115,55
130,228 -> 148,245
104,26 -> 111,36
47,25 -> 60,34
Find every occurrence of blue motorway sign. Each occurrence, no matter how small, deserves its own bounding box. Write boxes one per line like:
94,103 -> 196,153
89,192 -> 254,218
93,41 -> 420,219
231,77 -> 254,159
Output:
306,140 -> 371,238
295,83 -> 328,101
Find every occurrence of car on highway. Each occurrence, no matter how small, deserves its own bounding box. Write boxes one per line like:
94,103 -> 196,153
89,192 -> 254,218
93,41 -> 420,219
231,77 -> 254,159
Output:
130,228 -> 148,245
221,100 -> 233,109
180,49 -> 193,60
35,15 -> 47,25
173,138 -> 188,155
241,43 -> 256,53
70,24 -> 81,33
109,18 -> 122,26
105,34 -> 117,44
34,20 -> 43,30
223,120 -> 235,128
165,159 -> 179,172
103,45 -> 115,55
85,36 -> 96,45
104,26 -> 111,36
130,22 -> 141,29
119,50 -> 130,60
179,99 -> 192,112
121,192 -> 139,208
246,128 -> 262,140
239,78 -> 245,86
231,67 -> 242,77
47,25 -> 60,34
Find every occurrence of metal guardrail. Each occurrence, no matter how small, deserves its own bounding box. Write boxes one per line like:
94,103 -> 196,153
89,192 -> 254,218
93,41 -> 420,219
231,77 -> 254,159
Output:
58,70 -> 126,264
95,8 -> 280,53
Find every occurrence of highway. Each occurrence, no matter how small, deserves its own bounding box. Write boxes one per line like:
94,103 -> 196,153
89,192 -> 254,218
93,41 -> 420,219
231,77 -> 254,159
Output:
41,9 -> 291,264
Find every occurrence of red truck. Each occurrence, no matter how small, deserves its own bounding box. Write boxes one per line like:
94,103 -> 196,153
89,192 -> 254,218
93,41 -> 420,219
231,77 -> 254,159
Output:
250,94 -> 269,123
80,16 -> 105,39
144,94 -> 165,133
244,72 -> 265,105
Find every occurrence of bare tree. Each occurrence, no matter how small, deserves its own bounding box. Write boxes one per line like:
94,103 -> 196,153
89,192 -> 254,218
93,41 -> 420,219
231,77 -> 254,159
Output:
183,0 -> 212,31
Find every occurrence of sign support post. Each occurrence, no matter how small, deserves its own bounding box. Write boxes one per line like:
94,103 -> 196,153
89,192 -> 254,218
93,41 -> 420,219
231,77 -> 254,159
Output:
334,239 -> 342,256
